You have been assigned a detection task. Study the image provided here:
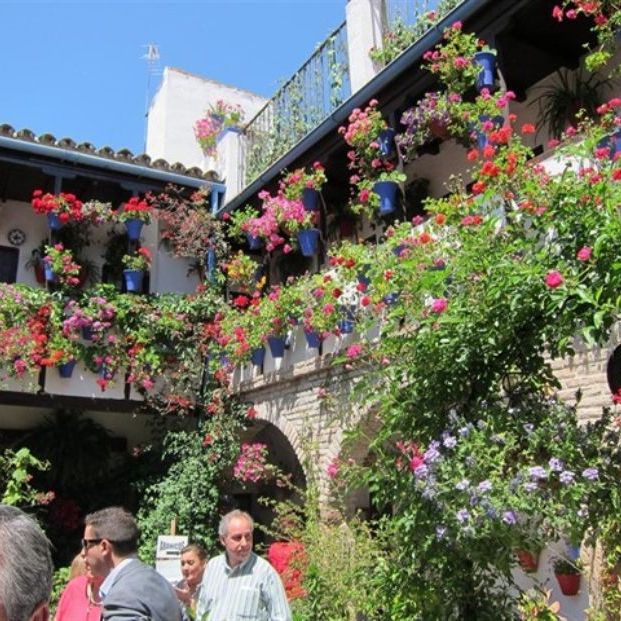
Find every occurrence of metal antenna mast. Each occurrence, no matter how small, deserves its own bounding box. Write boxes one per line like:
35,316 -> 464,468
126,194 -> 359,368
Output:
142,43 -> 161,153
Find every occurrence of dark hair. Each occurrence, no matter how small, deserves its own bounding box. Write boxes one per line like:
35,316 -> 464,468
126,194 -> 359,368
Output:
0,505 -> 53,621
181,543 -> 208,561
84,506 -> 139,556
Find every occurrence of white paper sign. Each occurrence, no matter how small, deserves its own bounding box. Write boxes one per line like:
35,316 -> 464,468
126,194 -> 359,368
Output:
155,534 -> 188,583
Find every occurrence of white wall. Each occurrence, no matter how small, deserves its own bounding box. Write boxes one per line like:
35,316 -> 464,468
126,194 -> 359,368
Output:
145,67 -> 267,170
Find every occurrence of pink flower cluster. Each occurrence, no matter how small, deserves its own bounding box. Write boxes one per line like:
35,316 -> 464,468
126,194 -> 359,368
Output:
233,442 -> 272,483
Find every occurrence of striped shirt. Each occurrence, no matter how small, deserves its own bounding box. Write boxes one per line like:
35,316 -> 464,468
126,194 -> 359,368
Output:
196,552 -> 292,621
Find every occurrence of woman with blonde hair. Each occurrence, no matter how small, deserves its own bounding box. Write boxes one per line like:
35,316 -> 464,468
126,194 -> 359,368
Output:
55,552 -> 102,621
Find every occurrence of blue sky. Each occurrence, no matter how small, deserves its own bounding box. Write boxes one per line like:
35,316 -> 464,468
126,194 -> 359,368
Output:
1,0 -> 346,154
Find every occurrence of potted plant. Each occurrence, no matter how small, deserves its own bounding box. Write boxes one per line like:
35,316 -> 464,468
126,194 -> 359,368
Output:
227,204 -> 265,250
116,196 -> 152,240
553,557 -> 581,596
225,251 -> 264,293
121,247 -> 152,293
31,189 -> 84,230
43,244 -> 81,287
25,240 -> 49,285
280,162 -> 328,211
531,69 -> 611,139
516,548 -> 541,573
372,171 -> 407,216
193,99 -> 245,157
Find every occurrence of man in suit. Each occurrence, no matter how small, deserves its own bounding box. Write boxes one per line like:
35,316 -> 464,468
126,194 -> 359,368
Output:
0,504 -> 53,621
82,507 -> 182,621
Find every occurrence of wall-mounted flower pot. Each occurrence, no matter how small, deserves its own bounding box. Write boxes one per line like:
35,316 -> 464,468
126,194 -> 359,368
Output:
475,115 -> 504,150
81,326 -> 94,341
123,269 -> 144,293
378,128 -> 396,157
516,549 -> 539,573
302,187 -> 320,212
246,233 -> 263,251
383,292 -> 400,306
555,573 -> 581,596
43,264 -> 56,283
373,180 -> 399,215
474,51 -> 497,92
47,213 -> 63,230
124,218 -> 144,241
267,335 -> 286,358
250,346 -> 266,366
297,228 -> 320,257
58,359 -> 77,379
304,329 -> 321,348
598,129 -> 621,160
337,306 -> 356,334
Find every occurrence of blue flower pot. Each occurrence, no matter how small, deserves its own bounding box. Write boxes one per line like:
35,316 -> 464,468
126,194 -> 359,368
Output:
124,218 -> 144,241
383,292 -> 400,306
297,228 -> 320,257
377,128 -> 396,157
476,115 -> 504,150
302,187 -> 320,212
123,269 -> 144,293
250,347 -> 266,366
474,51 -> 497,92
337,306 -> 356,334
304,329 -> 321,348
598,129 -> 621,160
47,213 -> 63,230
246,233 -> 263,251
219,353 -> 230,367
58,359 -> 76,379
267,335 -> 286,358
44,264 -> 56,283
373,181 -> 399,215
81,326 -> 94,341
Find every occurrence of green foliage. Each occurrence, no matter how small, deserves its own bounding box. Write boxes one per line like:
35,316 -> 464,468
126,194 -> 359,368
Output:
0,447 -> 48,507
137,389 -> 249,559
49,566 -> 70,616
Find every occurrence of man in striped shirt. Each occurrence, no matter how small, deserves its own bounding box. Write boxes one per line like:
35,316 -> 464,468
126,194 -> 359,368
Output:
196,510 -> 292,621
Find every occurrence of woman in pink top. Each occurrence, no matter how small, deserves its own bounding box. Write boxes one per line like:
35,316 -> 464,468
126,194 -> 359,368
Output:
55,554 -> 102,621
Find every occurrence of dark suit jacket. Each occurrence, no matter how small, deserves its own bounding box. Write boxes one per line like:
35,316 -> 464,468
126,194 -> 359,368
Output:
102,558 -> 183,621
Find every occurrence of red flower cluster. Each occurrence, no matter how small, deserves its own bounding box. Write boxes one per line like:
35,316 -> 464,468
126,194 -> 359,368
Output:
31,190 -> 84,223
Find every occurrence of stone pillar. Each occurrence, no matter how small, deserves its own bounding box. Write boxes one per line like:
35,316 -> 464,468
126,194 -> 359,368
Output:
215,128 -> 244,203
346,0 -> 386,92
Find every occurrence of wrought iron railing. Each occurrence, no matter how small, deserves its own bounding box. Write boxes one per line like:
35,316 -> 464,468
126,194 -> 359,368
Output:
242,21 -> 350,187
376,0 -> 465,67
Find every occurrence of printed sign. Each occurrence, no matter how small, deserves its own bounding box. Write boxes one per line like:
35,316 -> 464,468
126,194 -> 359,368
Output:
155,534 -> 188,583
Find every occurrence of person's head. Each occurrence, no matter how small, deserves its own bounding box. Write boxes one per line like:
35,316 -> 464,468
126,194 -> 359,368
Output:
69,553 -> 87,580
218,510 -> 254,567
82,507 -> 139,577
0,504 -> 53,621
180,544 -> 207,588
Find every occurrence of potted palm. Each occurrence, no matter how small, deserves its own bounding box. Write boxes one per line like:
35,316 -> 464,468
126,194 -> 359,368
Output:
553,557 -> 581,596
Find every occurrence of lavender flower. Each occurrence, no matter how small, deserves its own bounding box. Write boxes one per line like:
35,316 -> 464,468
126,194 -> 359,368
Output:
442,434 -> 457,449
502,510 -> 517,525
582,467 -> 599,481
414,464 -> 429,479
523,481 -> 538,493
559,470 -> 575,484
528,466 -> 548,480
455,478 -> 470,491
456,509 -> 470,523
477,480 -> 492,493
436,525 -> 447,540
549,457 -> 564,471
424,446 -> 441,464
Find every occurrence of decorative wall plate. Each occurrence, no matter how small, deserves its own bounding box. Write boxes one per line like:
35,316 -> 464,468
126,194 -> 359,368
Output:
7,228 -> 26,246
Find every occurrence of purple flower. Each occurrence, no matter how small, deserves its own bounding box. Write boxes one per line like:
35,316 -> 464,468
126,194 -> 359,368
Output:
523,481 -> 538,492
424,446 -> 441,464
559,470 -> 575,484
477,480 -> 492,493
582,467 -> 599,481
549,457 -> 564,471
458,424 -> 472,437
436,525 -> 447,540
442,434 -> 457,448
502,510 -> 517,525
456,509 -> 470,523
414,464 -> 429,479
528,466 -> 548,480
455,478 -> 470,491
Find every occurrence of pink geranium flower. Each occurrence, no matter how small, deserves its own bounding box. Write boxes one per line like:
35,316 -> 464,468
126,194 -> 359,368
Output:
545,270 -> 564,288
430,298 -> 448,314
577,246 -> 592,262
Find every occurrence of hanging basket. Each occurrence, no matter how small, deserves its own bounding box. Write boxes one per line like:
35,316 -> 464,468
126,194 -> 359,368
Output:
474,51 -> 497,92
267,335 -> 286,358
555,573 -> 581,596
47,212 -> 63,231
373,180 -> 399,215
123,269 -> 144,293
246,233 -> 263,251
43,263 -> 56,283
377,128 -> 396,157
297,228 -> 320,257
302,187 -> 320,212
124,218 -> 144,241
58,359 -> 77,379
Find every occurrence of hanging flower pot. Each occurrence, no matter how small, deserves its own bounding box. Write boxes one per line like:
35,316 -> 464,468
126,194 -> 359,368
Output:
598,128 -> 621,160
516,549 -> 539,573
246,233 -> 263,251
304,329 -> 321,349
267,335 -> 286,358
123,269 -> 144,293
302,187 -> 320,212
47,212 -> 63,231
475,115 -> 504,150
474,51 -> 497,92
373,180 -> 399,216
428,118 -> 451,141
337,306 -> 356,334
383,292 -> 400,306
555,573 -> 581,596
124,218 -> 144,241
297,228 -> 320,257
43,263 -> 56,283
250,346 -> 266,366
377,128 -> 396,157
81,325 -> 94,341
34,263 -> 46,285
58,359 -> 77,379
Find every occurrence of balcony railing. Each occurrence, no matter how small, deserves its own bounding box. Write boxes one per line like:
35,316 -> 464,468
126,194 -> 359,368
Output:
242,21 -> 350,187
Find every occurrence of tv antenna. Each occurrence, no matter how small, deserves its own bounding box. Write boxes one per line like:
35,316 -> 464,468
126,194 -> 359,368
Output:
142,43 -> 161,151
